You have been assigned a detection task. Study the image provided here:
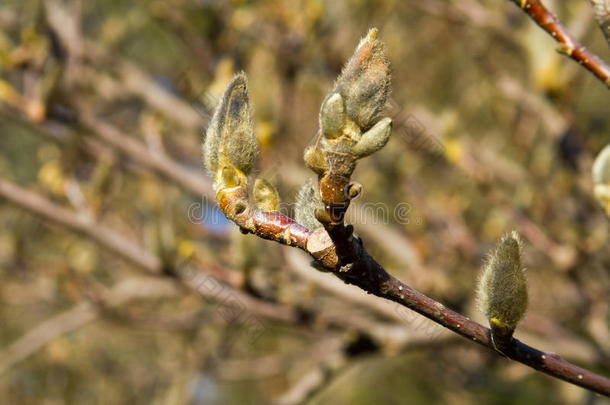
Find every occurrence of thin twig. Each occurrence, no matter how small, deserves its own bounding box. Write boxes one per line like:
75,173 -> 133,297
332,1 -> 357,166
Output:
510,0 -> 610,88
0,277 -> 179,375
0,177 -> 440,352
77,107 -> 214,198
217,179 -> 610,395
0,178 -> 293,324
0,302 -> 96,375
0,178 -> 161,271
273,356 -> 347,405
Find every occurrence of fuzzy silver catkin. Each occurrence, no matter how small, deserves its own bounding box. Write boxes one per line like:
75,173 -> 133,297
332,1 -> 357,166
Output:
202,72 -> 258,178
477,231 -> 528,332
295,178 -> 323,230
333,28 -> 391,131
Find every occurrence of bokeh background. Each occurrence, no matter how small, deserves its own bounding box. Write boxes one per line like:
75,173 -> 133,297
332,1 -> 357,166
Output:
0,0 -> 609,404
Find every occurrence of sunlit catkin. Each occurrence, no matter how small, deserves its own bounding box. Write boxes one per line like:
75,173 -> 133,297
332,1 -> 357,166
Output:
203,72 -> 258,184
334,28 -> 391,131
477,231 -> 528,340
352,117 -> 392,159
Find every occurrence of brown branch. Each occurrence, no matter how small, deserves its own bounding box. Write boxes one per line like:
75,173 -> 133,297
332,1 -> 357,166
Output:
0,106 -> 459,348
217,178 -> 610,396
0,302 -> 96,375
510,0 -> 610,88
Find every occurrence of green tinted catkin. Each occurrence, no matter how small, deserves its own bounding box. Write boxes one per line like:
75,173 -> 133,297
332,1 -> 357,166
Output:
477,231 -> 528,340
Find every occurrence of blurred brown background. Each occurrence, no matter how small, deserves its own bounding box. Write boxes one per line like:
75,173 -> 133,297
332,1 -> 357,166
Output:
0,0 -> 609,404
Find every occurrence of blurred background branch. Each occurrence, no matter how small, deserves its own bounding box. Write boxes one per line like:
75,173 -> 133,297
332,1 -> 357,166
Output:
0,0 -> 608,403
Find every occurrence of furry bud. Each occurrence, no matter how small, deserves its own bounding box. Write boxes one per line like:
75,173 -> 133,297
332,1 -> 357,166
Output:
304,144 -> 328,175
334,28 -> 391,130
320,93 -> 346,138
295,178 -> 324,230
477,231 -> 528,339
253,179 -> 280,211
203,72 -> 258,179
593,144 -> 610,215
351,117 -> 392,158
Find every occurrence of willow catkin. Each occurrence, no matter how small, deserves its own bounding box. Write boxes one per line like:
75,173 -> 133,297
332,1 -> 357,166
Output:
477,231 -> 528,335
333,28 -> 391,131
203,72 -> 258,182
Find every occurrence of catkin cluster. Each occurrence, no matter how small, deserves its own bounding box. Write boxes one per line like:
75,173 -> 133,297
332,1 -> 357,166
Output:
202,29 -> 394,230
298,28 -> 393,227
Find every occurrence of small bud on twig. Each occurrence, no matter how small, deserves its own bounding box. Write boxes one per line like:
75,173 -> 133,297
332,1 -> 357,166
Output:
253,179 -> 280,211
351,117 -> 392,159
320,93 -> 346,138
295,179 -> 324,230
477,231 -> 528,348
593,144 -> 610,216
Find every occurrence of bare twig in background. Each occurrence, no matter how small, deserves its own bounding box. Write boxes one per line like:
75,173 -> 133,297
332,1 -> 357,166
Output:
509,0 -> 610,88
77,108 -> 214,198
1,0 -> 607,400
273,354 -> 347,405
0,177 -> 450,361
0,178 -> 294,324
0,178 -> 161,272
44,0 -> 205,131
0,277 -> 179,375
0,302 -> 96,375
